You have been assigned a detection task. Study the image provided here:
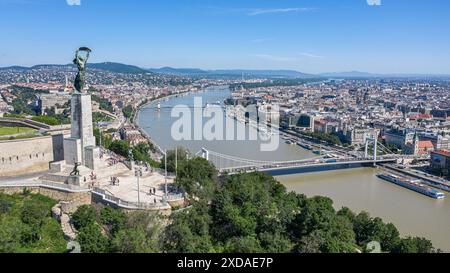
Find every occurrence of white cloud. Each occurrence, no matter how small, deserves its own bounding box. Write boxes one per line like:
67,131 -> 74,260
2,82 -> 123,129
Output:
367,0 -> 381,6
247,8 -> 315,16
66,0 -> 81,6
300,52 -> 325,59
254,54 -> 298,62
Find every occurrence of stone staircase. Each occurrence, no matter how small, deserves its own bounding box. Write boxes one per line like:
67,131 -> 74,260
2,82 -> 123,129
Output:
52,203 -> 77,241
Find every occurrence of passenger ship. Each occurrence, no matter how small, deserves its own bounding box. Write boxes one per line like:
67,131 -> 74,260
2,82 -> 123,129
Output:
377,173 -> 445,199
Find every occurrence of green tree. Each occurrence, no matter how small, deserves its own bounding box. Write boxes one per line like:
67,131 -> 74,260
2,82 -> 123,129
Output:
0,217 -> 23,253
258,232 -> 293,253
161,147 -> 190,173
161,202 -> 215,253
122,105 -> 134,119
392,237 -> 436,253
210,172 -> 299,253
72,205 -> 98,230
353,212 -> 400,252
291,196 -> 336,237
77,224 -> 110,253
296,230 -> 326,253
111,212 -> 163,253
31,115 -> 60,126
176,157 -> 217,200
100,206 -> 126,236
0,199 -> 12,214
337,207 -> 356,223
223,236 -> 263,253
109,140 -> 130,157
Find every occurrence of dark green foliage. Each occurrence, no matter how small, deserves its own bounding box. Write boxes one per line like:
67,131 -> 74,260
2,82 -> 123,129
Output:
109,140 -> 130,157
31,115 -> 60,126
0,199 -> 12,214
122,105 -> 134,119
92,95 -> 114,113
42,106 -> 71,124
8,85 -> 48,116
111,211 -> 163,253
223,236 -> 263,253
100,206 -> 126,236
0,217 -> 23,252
72,205 -> 98,230
93,128 -> 113,149
161,202 -> 215,253
352,212 -> 400,252
93,128 -> 159,167
0,193 -> 65,253
93,112 -> 114,123
392,237 -> 436,253
161,147 -> 190,173
176,157 -> 217,200
293,196 -> 336,236
303,131 -> 342,145
337,207 -> 356,223
132,142 -> 159,167
77,224 -> 110,253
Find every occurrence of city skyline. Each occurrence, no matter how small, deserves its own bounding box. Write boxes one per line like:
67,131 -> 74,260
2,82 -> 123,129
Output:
0,0 -> 449,74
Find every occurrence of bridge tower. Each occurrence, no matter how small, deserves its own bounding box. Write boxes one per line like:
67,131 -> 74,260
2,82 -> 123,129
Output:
364,137 -> 378,161
201,148 -> 209,161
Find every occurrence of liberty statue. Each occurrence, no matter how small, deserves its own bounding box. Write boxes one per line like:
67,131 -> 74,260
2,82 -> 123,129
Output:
73,47 -> 91,92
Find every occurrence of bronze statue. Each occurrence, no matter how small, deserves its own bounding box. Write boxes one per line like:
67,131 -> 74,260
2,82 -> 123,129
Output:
73,47 -> 91,92
70,162 -> 81,176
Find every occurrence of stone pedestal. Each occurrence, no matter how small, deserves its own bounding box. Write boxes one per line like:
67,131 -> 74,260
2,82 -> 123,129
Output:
50,161 -> 66,173
64,138 -> 82,166
71,92 -> 96,149
67,175 -> 81,186
85,146 -> 100,170
62,92 -> 100,170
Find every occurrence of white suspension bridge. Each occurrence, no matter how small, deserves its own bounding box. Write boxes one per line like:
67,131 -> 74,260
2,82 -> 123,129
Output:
194,138 -> 417,175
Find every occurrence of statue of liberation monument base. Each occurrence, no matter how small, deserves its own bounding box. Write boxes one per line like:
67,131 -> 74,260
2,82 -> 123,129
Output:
42,48 -> 101,186
36,48 -> 178,210
64,47 -> 100,171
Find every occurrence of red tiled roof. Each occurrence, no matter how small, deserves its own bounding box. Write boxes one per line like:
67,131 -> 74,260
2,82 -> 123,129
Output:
433,150 -> 450,157
418,141 -> 434,149
409,114 -> 433,120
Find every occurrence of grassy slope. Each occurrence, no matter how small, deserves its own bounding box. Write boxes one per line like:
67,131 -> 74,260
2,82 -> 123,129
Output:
0,126 -> 36,136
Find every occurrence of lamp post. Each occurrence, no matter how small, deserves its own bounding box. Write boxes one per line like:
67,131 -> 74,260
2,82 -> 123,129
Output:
175,146 -> 178,178
163,150 -> 168,204
134,167 -> 142,205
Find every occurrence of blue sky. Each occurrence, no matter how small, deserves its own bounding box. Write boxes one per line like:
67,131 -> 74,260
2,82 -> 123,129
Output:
0,0 -> 449,74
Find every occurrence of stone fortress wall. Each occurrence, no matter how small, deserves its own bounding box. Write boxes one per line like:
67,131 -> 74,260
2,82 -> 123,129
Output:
0,134 -> 65,177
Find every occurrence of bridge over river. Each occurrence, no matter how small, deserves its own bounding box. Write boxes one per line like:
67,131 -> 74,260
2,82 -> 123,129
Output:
195,147 -> 401,176
194,136 -> 428,176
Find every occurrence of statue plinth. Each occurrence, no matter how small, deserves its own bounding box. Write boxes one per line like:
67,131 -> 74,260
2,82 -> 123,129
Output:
67,175 -> 82,186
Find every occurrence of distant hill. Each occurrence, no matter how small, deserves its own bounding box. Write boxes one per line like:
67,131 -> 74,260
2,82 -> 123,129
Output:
148,67 -> 316,78
88,62 -> 149,74
212,69 -> 315,78
0,66 -> 31,71
149,67 -> 209,76
0,62 -> 150,74
2,63 -> 449,79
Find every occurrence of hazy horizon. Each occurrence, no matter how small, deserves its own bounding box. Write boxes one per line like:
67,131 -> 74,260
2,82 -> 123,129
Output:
0,0 -> 449,74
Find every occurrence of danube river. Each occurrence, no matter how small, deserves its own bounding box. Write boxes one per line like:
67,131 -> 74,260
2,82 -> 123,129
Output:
138,86 -> 450,251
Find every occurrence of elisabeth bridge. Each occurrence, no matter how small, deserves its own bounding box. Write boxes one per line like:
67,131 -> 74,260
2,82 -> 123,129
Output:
194,138 -> 425,176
